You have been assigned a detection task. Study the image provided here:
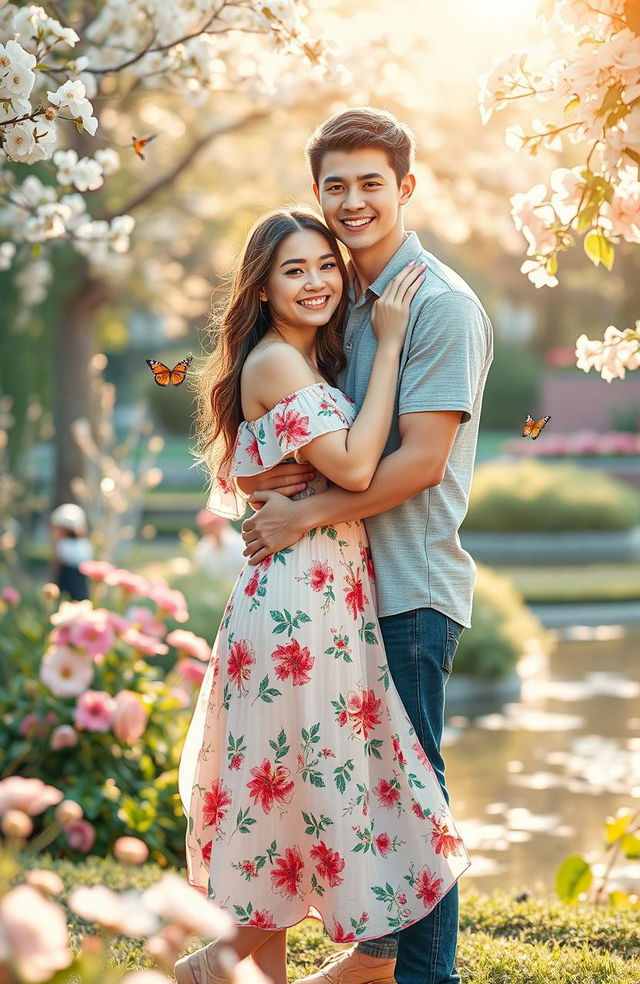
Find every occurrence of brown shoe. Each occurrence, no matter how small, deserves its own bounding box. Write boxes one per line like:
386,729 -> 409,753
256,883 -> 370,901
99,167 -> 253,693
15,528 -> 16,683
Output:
292,948 -> 396,984
174,943 -> 229,984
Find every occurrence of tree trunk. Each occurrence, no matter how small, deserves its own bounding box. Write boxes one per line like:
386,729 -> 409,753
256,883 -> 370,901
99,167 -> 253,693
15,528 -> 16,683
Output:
53,275 -> 109,506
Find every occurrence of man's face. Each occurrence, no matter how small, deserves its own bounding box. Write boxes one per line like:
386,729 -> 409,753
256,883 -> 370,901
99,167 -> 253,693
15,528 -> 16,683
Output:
314,148 -> 413,254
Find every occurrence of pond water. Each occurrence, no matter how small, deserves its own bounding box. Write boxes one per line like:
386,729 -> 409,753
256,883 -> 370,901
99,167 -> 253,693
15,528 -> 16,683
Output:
444,625 -> 640,896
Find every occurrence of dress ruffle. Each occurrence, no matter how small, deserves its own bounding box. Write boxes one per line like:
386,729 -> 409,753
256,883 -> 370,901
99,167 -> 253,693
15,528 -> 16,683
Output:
206,383 -> 356,520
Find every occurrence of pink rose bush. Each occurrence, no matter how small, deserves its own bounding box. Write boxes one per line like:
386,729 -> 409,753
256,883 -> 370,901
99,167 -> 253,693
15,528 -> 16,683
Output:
504,429 -> 640,458
0,567 -> 212,863
0,776 -> 243,984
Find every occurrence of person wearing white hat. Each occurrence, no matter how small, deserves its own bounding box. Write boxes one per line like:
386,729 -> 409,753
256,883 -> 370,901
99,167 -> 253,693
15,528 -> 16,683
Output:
49,503 -> 93,600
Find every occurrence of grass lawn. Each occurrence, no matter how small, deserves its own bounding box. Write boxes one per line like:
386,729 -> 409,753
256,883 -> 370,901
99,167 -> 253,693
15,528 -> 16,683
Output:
23,857 -> 640,984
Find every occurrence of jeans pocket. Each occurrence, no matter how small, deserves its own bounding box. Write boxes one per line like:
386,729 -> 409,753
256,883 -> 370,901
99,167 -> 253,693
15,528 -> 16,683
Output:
442,617 -> 464,674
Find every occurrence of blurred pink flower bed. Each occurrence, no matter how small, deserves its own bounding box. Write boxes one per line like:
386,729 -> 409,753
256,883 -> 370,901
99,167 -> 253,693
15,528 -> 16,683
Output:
504,430 -> 640,457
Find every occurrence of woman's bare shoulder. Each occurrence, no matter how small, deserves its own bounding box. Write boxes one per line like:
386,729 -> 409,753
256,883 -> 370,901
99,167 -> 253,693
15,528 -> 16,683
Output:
241,342 -> 318,417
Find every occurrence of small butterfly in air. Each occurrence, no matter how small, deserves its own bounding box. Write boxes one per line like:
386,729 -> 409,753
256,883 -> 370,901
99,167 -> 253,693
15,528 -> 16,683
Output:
522,413 -> 551,440
132,134 -> 157,160
146,355 -> 193,387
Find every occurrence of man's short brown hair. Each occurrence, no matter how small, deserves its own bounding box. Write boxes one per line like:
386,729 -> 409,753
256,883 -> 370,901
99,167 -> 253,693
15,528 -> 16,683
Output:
306,107 -> 415,186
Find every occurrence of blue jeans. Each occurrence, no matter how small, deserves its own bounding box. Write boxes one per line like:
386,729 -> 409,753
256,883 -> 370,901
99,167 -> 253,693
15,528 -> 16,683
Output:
355,608 -> 464,984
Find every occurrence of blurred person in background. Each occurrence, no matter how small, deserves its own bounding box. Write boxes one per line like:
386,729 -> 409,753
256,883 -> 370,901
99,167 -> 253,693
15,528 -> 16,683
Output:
193,508 -> 245,584
49,503 -> 92,601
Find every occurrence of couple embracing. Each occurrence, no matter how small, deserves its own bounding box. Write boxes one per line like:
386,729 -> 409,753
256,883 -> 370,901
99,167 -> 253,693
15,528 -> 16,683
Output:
176,107 -> 493,984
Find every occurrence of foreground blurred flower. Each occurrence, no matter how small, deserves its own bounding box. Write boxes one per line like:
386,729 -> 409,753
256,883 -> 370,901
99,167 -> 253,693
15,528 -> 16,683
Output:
80,559 -> 117,581
113,835 -> 149,865
69,884 -> 158,936
142,874 -> 235,939
146,583 -> 189,623
54,799 -> 83,824
40,645 -> 94,697
122,625 -> 169,656
0,884 -> 72,982
24,869 -> 64,896
74,689 -> 116,731
1,808 -> 33,839
112,690 -> 149,743
68,607 -> 116,657
176,658 -> 207,687
0,776 -> 63,816
1,586 -> 20,604
63,817 -> 95,852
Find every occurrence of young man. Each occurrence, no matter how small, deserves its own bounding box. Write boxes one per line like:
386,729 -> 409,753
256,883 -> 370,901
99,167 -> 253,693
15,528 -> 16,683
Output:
240,107 -> 493,984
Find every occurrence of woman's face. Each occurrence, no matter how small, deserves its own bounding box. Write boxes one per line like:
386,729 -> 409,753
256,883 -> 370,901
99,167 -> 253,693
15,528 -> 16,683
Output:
262,228 -> 344,333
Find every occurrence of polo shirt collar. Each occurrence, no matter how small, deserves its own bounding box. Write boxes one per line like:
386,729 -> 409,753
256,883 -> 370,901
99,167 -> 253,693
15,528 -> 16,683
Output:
367,231 -> 423,297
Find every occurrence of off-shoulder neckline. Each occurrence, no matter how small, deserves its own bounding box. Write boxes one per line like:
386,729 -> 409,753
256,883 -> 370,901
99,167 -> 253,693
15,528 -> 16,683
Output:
241,381 -> 345,427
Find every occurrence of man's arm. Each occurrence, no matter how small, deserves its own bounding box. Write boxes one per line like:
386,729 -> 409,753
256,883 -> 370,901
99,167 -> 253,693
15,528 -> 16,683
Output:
242,410 -> 461,564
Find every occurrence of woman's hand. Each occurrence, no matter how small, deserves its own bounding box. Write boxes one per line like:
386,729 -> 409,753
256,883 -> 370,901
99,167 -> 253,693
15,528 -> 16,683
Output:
371,261 -> 426,350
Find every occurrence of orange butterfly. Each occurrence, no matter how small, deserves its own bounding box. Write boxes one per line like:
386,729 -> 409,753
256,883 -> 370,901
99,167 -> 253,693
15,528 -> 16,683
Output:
132,134 -> 157,160
146,355 -> 192,387
522,413 -> 551,440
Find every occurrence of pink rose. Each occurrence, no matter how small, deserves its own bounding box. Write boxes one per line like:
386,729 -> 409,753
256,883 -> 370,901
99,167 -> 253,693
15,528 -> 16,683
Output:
0,885 -> 72,981
104,568 -> 150,596
176,658 -> 207,687
74,690 -> 116,732
121,626 -> 169,656
1,586 -> 20,604
145,581 -> 189,623
112,690 -> 149,743
64,818 -> 96,853
126,606 -> 166,639
68,608 -> 116,659
80,560 -> 117,582
0,777 -> 63,817
166,629 -> 210,661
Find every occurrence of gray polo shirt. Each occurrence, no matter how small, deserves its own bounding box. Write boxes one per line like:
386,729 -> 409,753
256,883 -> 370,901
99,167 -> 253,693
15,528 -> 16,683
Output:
338,231 -> 493,628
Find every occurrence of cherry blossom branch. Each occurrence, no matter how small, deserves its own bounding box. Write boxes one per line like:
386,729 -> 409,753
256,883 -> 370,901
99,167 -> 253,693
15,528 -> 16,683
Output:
102,107 -> 272,219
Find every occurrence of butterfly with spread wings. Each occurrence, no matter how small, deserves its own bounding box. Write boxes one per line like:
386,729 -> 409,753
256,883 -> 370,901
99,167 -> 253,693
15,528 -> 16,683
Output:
132,134 -> 157,160
522,413 -> 551,440
146,355 -> 193,387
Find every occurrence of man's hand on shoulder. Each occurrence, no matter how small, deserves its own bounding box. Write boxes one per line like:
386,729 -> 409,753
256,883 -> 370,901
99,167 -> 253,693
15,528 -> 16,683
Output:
242,492 -> 309,564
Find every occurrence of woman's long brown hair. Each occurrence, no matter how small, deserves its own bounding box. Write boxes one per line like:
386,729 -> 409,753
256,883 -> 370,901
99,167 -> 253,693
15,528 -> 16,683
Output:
191,208 -> 350,487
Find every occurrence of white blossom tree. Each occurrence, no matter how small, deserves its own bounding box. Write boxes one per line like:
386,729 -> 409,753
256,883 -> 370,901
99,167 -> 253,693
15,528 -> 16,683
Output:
479,0 -> 640,381
0,0 -> 332,501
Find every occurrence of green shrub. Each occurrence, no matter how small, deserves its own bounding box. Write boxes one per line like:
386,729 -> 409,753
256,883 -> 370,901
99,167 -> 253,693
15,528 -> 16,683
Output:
465,459 -> 640,532
455,564 -> 552,680
480,342 -> 543,431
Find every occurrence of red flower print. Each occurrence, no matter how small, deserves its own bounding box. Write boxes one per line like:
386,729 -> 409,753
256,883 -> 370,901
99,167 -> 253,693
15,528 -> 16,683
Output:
333,921 -> 356,943
310,841 -> 345,887
338,710 -> 347,727
241,860 -> 256,877
202,779 -> 232,830
430,816 -> 464,857
279,392 -> 298,407
227,639 -> 256,690
375,832 -> 392,857
360,547 -> 376,582
248,909 -> 276,928
271,639 -> 315,686
247,759 -> 295,814
274,409 -> 310,448
244,571 -> 260,599
343,569 -> 366,620
374,778 -> 401,809
217,474 -> 233,494
346,687 -> 382,739
392,735 -> 407,767
202,840 -> 212,864
246,436 -> 261,463
270,846 -> 304,899
229,754 -> 243,770
320,747 -> 335,758
309,560 -> 334,592
412,740 -> 436,776
414,866 -> 445,909
412,801 -> 427,821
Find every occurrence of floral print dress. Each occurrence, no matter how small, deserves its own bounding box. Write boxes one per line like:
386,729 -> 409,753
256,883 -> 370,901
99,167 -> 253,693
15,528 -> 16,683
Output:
178,382 -> 470,942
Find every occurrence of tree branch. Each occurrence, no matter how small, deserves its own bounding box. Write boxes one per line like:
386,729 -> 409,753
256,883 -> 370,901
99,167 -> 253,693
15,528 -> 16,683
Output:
100,107 -> 271,219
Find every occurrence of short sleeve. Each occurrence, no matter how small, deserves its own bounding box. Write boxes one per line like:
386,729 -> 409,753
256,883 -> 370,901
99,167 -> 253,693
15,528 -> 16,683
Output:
205,383 -> 355,519
399,292 -> 492,423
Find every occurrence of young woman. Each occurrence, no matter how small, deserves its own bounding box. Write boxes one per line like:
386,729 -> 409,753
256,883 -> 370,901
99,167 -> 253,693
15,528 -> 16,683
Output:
176,208 -> 469,984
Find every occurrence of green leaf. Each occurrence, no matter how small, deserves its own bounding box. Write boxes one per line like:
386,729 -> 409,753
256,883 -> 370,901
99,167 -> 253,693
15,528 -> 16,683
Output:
564,96 -> 580,114
621,832 -> 640,858
609,889 -> 634,909
556,854 -> 593,902
605,809 -> 634,844
583,230 -> 614,270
